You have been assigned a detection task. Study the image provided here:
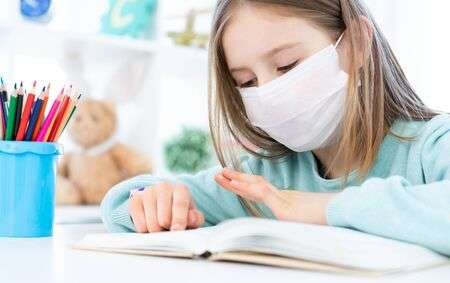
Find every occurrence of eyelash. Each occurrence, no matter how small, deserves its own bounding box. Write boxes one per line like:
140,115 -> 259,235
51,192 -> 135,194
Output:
277,60 -> 299,73
240,78 -> 258,88
238,60 -> 300,88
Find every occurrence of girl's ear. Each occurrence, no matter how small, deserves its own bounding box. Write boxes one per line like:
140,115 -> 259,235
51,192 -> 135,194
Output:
337,16 -> 374,71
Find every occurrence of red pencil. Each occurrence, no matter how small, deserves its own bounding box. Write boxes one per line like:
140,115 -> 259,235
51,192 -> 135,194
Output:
16,81 -> 37,141
47,92 -> 71,142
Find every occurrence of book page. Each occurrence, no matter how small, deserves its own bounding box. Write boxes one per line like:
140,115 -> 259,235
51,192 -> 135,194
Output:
209,218 -> 448,272
209,252 -> 385,276
74,226 -> 217,256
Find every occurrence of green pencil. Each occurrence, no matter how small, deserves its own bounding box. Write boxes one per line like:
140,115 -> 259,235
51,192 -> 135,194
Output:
13,86 -> 24,140
61,94 -> 82,133
61,104 -> 77,132
5,87 -> 18,141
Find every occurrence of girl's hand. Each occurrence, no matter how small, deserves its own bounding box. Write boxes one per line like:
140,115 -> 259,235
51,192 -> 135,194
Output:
129,183 -> 204,233
215,168 -> 337,225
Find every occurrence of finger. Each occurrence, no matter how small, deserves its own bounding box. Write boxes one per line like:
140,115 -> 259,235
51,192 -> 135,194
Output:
129,193 -> 148,233
193,209 -> 204,227
215,173 -> 238,191
229,179 -> 250,192
186,198 -> 197,228
216,173 -> 248,194
186,197 -> 202,228
221,168 -> 257,182
218,172 -> 275,203
142,189 -> 162,233
215,174 -> 255,200
155,183 -> 172,230
228,179 -> 268,201
171,185 -> 190,231
187,209 -> 198,228
187,209 -> 204,228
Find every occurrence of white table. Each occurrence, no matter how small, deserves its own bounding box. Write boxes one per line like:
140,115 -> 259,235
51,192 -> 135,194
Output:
1,207 -> 450,283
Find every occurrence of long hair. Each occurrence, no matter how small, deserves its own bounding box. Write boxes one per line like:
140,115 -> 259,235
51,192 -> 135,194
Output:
208,0 -> 437,216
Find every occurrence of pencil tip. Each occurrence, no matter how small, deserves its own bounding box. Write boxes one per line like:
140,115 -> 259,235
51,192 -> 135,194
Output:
14,83 -> 17,89
20,81 -> 23,87
0,77 -> 3,85
33,80 -> 37,88
42,86 -> 46,92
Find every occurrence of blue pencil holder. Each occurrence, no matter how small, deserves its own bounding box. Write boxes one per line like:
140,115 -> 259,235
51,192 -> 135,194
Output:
0,141 -> 62,237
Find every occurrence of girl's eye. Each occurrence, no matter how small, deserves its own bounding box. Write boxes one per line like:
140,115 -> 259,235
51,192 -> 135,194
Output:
239,78 -> 257,88
277,60 -> 299,73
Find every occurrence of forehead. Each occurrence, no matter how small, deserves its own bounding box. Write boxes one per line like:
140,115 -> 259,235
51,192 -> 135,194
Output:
222,5 -> 325,67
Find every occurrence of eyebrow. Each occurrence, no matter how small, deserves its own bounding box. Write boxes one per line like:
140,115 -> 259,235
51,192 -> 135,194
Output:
229,42 -> 302,73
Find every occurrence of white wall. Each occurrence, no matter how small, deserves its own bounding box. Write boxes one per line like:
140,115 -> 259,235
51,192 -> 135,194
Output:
365,0 -> 450,111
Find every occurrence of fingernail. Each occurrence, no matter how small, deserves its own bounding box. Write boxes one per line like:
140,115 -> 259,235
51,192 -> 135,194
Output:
171,224 -> 183,231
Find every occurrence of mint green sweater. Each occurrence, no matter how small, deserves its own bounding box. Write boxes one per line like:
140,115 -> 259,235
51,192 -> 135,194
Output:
101,114 -> 450,256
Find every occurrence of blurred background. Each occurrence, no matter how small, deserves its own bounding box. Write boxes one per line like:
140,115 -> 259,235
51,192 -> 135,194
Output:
0,0 -> 448,210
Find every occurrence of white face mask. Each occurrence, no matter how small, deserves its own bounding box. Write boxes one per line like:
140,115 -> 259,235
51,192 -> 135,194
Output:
239,34 -> 348,152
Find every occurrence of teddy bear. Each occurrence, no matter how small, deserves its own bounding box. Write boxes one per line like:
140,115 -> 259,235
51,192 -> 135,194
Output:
56,98 -> 152,205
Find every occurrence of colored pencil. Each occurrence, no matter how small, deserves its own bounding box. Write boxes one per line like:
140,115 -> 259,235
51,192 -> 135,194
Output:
54,92 -> 79,141
13,83 -> 24,139
32,83 -> 50,141
0,91 -> 6,133
0,78 -> 7,132
0,81 -> 79,142
44,87 -> 70,142
16,82 -> 37,141
0,105 -> 4,140
47,86 -> 72,142
59,94 -> 82,140
0,77 -> 7,102
36,88 -> 64,142
5,85 -> 18,141
25,86 -> 46,141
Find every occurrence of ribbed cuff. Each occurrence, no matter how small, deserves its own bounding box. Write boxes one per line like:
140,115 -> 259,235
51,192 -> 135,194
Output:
326,186 -> 360,228
110,201 -> 134,232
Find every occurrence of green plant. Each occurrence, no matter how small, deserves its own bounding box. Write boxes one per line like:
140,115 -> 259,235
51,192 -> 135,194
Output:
164,127 -> 213,173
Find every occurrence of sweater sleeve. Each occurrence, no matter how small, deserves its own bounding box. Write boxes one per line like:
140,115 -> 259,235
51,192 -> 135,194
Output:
326,118 -> 450,256
100,156 -> 272,232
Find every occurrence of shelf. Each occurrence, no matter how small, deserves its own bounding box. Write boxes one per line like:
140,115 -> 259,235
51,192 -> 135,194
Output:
0,22 -> 161,54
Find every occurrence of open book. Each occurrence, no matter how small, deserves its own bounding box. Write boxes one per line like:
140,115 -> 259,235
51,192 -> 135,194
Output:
74,218 -> 448,275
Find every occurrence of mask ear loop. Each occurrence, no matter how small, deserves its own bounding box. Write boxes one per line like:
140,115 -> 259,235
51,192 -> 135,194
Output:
334,32 -> 345,48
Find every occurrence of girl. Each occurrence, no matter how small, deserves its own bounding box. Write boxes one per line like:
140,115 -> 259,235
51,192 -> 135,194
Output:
102,0 -> 450,255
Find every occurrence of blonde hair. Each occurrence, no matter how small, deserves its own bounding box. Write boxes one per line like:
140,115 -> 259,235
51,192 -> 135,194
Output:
208,0 -> 437,215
